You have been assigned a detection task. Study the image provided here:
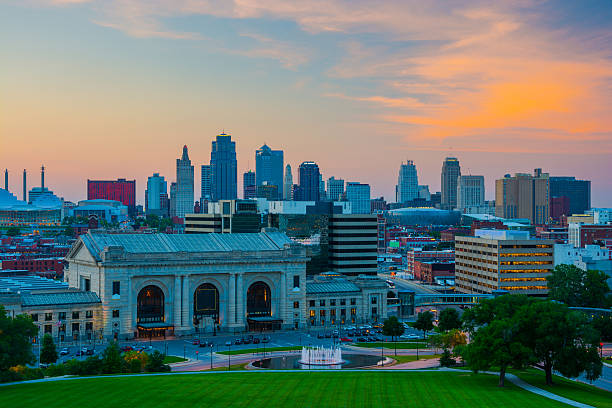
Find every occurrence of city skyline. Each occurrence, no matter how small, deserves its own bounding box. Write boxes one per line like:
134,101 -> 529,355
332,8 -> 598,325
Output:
1,1 -> 611,205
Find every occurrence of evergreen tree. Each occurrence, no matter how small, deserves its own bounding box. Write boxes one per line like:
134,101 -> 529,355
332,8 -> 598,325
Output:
40,334 -> 58,365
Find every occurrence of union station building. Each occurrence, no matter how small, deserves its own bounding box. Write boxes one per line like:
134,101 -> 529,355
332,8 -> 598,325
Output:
64,231 -> 388,340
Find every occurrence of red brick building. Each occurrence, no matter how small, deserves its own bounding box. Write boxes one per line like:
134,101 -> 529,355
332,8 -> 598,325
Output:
1,258 -> 64,278
414,260 -> 455,283
87,178 -> 136,215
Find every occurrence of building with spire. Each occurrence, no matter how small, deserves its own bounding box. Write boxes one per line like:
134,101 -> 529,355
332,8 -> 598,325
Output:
173,145 -> 194,218
283,164 -> 293,201
210,133 -> 237,201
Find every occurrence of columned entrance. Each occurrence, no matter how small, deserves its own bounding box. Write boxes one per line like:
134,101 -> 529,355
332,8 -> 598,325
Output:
193,283 -> 220,333
137,285 -> 172,338
247,281 -> 280,331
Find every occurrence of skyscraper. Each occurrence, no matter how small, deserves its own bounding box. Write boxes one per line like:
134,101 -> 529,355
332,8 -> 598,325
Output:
495,169 -> 549,224
255,144 -> 283,199
297,161 -> 320,201
346,182 -> 371,214
200,165 -> 212,202
457,175 -> 485,211
145,173 -> 168,215
441,157 -> 461,210
327,177 -> 345,201
174,145 -> 194,218
319,174 -> 326,201
210,133 -> 237,201
243,170 -> 256,199
283,164 -> 293,201
396,160 -> 419,203
549,176 -> 591,216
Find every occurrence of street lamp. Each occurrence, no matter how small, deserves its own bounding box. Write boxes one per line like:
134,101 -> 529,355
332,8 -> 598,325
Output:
210,344 -> 214,370
228,343 -> 231,371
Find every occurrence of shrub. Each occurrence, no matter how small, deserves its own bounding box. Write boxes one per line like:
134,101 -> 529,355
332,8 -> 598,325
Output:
0,369 -> 23,383
129,359 -> 142,373
63,359 -> 82,375
44,363 -> 66,377
440,349 -> 456,367
82,356 -> 102,375
145,351 -> 170,373
124,350 -> 148,372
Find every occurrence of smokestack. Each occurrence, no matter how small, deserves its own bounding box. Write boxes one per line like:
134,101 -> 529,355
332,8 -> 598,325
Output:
23,169 -> 27,202
4,169 -> 7,191
41,165 -> 45,190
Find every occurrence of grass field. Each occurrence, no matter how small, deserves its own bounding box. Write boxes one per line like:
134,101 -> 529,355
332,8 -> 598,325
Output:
387,354 -> 440,364
163,356 -> 187,364
217,346 -> 302,355
355,342 -> 428,349
1,371 -> 587,408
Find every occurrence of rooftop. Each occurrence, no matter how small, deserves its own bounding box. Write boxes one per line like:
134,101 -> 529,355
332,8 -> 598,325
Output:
21,291 -> 101,306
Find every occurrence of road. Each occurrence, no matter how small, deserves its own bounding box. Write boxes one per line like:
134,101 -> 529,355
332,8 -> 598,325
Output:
381,274 -> 440,294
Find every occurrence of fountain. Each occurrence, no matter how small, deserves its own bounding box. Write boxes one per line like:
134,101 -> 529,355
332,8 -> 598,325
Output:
299,346 -> 344,367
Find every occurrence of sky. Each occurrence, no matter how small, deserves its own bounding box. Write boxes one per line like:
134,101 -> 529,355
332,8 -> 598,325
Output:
1,0 -> 611,206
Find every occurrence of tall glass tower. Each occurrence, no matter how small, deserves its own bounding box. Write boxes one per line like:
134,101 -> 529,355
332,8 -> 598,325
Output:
255,144 -> 283,200
210,133 -> 237,201
441,157 -> 461,210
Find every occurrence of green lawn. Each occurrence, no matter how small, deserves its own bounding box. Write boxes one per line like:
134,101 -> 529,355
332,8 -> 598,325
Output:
217,346 -> 302,355
163,356 -> 187,364
355,342 -> 428,349
511,368 -> 612,408
387,354 -> 440,364
1,371 -> 575,408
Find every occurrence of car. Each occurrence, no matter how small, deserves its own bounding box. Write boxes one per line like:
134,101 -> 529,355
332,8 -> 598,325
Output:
317,333 -> 325,339
225,341 -> 232,347
242,337 -> 251,344
192,339 -> 200,345
59,348 -> 69,356
85,348 -> 94,356
253,337 -> 260,344
324,332 -> 332,338
340,337 -> 353,343
234,338 -> 242,345
356,337 -> 367,343
261,336 -> 270,343
120,346 -> 133,352
199,341 -> 208,347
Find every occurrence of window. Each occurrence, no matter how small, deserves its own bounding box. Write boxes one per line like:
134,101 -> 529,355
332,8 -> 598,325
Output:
58,312 -> 66,320
350,308 -> 356,315
85,322 -> 93,331
320,300 -> 325,307
84,278 -> 91,292
340,299 -> 346,306
59,324 -> 66,333
320,310 -> 326,317
330,299 -> 336,306
350,298 -> 356,306
31,314 -> 38,322
293,275 -> 300,288
45,313 -> 53,321
72,322 -> 80,332
309,310 -> 315,317
330,310 -> 336,317
340,309 -> 346,316
372,307 -> 377,316
86,310 -> 93,319
112,310 -> 120,318
293,301 -> 299,309
309,300 -> 315,307
44,325 -> 52,334
371,297 -> 377,305
72,311 -> 80,319
112,281 -> 120,296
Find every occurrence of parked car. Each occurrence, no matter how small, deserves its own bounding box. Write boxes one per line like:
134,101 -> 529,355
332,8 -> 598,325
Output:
192,339 -> 200,345
253,337 -> 260,344
85,348 -> 94,356
59,348 -> 69,356
242,337 -> 251,345
261,336 -> 270,343
234,338 -> 242,345
317,333 -> 325,339
324,332 -> 332,338
225,341 -> 232,347
356,337 -> 367,343
340,337 -> 353,343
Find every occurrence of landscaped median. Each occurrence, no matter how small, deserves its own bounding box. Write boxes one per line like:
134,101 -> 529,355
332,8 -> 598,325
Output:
353,342 -> 428,349
216,346 -> 302,356
387,354 -> 441,365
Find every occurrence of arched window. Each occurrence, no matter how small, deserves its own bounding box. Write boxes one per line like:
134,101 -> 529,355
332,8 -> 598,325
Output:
137,285 -> 164,323
194,283 -> 219,321
247,281 -> 271,317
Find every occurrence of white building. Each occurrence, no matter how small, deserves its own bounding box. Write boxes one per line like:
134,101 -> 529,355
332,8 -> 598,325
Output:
346,182 -> 371,214
396,160 -> 419,203
267,200 -> 352,215
588,208 -> 612,224
174,145 -> 194,218
554,244 -> 611,266
457,175 -> 485,211
283,164 -> 293,201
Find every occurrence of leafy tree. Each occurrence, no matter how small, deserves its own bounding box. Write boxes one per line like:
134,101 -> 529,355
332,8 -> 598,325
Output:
145,351 -> 170,372
62,226 -> 75,238
439,349 -> 456,367
547,264 -> 611,308
524,300 -> 602,385
461,295 -> 535,387
159,217 -> 172,232
413,311 -> 434,339
592,314 -> 612,341
40,334 -> 58,365
6,226 -> 20,236
101,342 -> 124,374
437,308 -> 462,332
145,214 -> 160,229
382,316 -> 405,356
0,306 -> 38,371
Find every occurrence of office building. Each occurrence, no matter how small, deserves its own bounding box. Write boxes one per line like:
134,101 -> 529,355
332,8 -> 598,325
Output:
256,183 -> 279,200
200,165 -> 212,202
370,197 -> 387,213
441,157 -> 461,210
495,169 -> 550,225
297,162 -> 320,202
568,223 -> 612,248
70,199 -> 128,224
328,214 -> 378,276
243,170 -> 256,199
210,133 -> 237,201
172,145 -> 194,219
255,144 -> 283,199
455,230 -> 554,296
396,160 -> 419,203
87,178 -> 136,216
185,200 -> 260,234
457,175 -> 485,212
549,176 -> 591,217
145,173 -> 168,216
283,164 -> 293,201
327,177 -> 344,202
418,185 -> 431,201
346,182 -> 371,214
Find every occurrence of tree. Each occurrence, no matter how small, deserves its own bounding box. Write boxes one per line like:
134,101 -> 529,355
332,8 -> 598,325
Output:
6,226 -> 20,237
438,308 -> 462,332
461,295 -> 535,387
413,311 -> 434,339
62,226 -> 75,238
40,334 -> 58,365
547,264 -> 611,308
382,316 -> 405,356
524,300 -> 602,385
145,350 -> 170,372
145,214 -> 160,229
592,314 -> 612,341
101,342 -> 124,374
0,306 -> 38,371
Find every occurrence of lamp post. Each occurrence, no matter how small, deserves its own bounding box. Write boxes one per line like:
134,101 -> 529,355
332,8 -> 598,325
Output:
210,344 -> 213,370
228,343 -> 231,371
381,339 -> 384,367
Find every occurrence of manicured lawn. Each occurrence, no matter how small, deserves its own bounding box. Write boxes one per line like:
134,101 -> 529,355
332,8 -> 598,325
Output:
511,368 -> 612,408
163,356 -> 187,364
388,354 -> 440,364
1,371 -> 575,407
355,342 -> 428,349
217,346 -> 302,355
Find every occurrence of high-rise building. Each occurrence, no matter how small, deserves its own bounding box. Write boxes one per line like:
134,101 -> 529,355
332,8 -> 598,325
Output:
441,157 -> 461,210
283,164 -> 293,201
169,182 -> 177,217
418,185 -> 431,201
174,145 -> 194,218
346,182 -> 371,214
319,174 -> 326,201
329,214 -> 378,276
457,175 -> 485,211
210,133 -> 237,201
87,178 -> 136,215
243,170 -> 256,199
200,165 -> 212,202
549,176 -> 591,217
256,183 -> 279,200
145,173 -> 168,215
396,160 -> 419,203
327,177 -> 344,202
185,200 -> 260,234
297,162 -> 320,201
255,144 -> 283,200
495,169 -> 549,225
